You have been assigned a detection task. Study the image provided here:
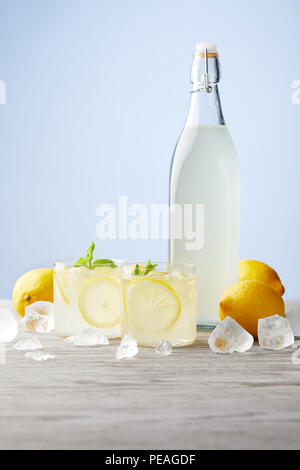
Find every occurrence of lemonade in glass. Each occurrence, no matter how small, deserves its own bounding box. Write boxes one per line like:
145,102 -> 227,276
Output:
53,243 -> 124,338
122,262 -> 197,347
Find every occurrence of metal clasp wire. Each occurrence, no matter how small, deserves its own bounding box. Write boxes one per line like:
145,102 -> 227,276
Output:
190,48 -> 218,93
204,48 -> 213,93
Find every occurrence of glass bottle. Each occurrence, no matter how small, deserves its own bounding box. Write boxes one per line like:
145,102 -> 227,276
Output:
169,43 -> 240,328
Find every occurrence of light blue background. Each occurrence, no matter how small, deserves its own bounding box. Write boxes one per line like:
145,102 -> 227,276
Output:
0,0 -> 299,298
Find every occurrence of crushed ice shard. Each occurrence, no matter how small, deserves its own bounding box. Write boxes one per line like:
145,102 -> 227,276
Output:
258,315 -> 294,350
25,351 -> 55,361
65,328 -> 109,346
285,306 -> 300,337
116,334 -> 138,359
0,308 -> 18,342
13,337 -> 43,351
156,340 -> 172,355
208,316 -> 253,354
24,301 -> 54,333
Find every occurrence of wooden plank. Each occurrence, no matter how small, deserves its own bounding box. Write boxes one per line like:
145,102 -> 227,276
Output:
0,300 -> 300,450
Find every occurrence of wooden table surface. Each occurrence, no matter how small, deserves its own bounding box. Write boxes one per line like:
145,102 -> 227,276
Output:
0,299 -> 300,450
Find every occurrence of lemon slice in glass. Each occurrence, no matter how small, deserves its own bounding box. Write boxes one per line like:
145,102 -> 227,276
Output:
125,278 -> 181,332
53,272 -> 69,305
78,277 -> 123,328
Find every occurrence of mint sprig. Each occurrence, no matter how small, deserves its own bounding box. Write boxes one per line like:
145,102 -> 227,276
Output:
134,259 -> 158,276
73,242 -> 116,269
144,259 -> 158,275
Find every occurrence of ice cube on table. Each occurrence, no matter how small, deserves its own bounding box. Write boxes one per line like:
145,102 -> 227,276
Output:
285,306 -> 300,337
208,316 -> 254,354
65,328 -> 109,346
116,334 -> 138,360
258,315 -> 294,350
13,337 -> 43,351
0,308 -> 18,342
25,351 -> 55,361
24,301 -> 54,333
156,339 -> 172,356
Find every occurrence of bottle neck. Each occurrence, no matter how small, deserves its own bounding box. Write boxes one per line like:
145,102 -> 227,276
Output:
186,54 -> 225,127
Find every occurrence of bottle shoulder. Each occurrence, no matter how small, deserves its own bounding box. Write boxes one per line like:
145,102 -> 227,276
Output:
172,125 -> 237,161
170,125 -> 239,191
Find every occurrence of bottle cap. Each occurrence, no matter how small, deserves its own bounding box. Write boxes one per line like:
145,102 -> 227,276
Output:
195,43 -> 218,57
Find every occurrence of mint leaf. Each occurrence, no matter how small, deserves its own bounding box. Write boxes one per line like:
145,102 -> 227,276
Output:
86,242 -> 95,267
93,259 -> 117,268
144,259 -> 158,276
134,264 -> 141,275
73,242 -> 95,269
73,257 -> 89,268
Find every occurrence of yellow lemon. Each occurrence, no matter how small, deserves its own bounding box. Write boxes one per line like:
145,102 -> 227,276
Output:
13,268 -> 53,316
238,259 -> 285,296
219,280 -> 285,338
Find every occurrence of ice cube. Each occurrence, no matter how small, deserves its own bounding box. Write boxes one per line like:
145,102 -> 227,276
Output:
168,271 -> 190,280
24,301 -> 54,333
25,351 -> 55,361
0,308 -> 18,342
116,334 -> 138,359
65,328 -> 109,346
208,316 -> 254,354
69,266 -> 89,273
156,339 -> 172,356
13,337 -> 43,351
258,315 -> 294,350
285,306 -> 300,337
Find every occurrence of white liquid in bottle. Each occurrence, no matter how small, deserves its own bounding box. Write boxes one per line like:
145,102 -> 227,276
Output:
169,43 -> 240,327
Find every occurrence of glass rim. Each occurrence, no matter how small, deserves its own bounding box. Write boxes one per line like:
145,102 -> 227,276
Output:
126,262 -> 196,275
54,257 -> 125,267
127,261 -> 196,268
53,259 -> 196,271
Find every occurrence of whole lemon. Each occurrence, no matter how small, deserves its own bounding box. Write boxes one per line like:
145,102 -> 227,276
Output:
239,260 -> 284,296
12,268 -> 53,316
219,280 -> 285,338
